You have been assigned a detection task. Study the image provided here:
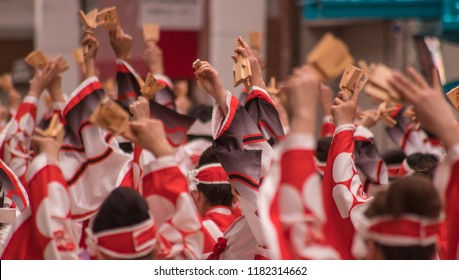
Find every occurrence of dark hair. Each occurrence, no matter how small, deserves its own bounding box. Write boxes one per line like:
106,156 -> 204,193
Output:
364,175 -> 441,259
406,153 -> 438,179
196,147 -> 233,207
187,105 -> 213,141
316,137 -> 332,163
382,149 -> 406,165
188,104 -> 213,122
92,187 -> 150,234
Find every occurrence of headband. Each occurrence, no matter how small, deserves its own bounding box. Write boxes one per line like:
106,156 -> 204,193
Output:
189,163 -> 229,186
352,204 -> 442,247
86,218 -> 157,259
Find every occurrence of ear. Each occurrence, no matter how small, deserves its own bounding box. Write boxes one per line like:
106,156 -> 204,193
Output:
191,190 -> 200,203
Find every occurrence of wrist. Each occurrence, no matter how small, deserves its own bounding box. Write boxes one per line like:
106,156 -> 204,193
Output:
28,90 -> 40,99
149,63 -> 164,75
251,76 -> 266,89
334,119 -> 354,127
117,53 -> 130,62
147,141 -> 173,158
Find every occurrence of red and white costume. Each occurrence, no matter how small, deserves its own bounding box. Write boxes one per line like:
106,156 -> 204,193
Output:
85,215 -> 157,259
321,124 -> 371,259
385,107 -> 443,158
433,144 -> 459,259
1,153 -> 78,259
210,87 -> 282,259
202,206 -> 235,258
140,154 -> 204,259
320,116 -> 335,138
244,86 -> 285,146
259,133 -> 340,259
0,95 -> 38,189
60,77 -> 131,221
189,163 -> 236,258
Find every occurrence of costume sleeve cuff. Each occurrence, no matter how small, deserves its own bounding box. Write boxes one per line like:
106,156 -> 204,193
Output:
25,153 -> 58,183
334,124 -> 356,136
142,155 -> 177,174
354,125 -> 374,139
211,90 -> 234,139
23,95 -> 38,105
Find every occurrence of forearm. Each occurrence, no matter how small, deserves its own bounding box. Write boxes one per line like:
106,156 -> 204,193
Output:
85,59 -> 96,79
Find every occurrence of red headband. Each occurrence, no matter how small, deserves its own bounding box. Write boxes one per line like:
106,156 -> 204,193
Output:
190,163 -> 229,185
354,211 -> 442,247
86,219 -> 157,259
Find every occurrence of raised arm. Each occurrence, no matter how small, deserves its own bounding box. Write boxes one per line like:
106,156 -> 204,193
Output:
0,62 -> 60,186
129,119 -> 203,259
195,60 -> 273,259
260,66 -> 339,260
234,37 -> 285,145
1,137 -> 78,259
321,86 -> 370,260
390,67 -> 459,259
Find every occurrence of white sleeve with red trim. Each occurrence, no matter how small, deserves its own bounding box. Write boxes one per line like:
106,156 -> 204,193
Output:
1,153 -> 78,259
211,91 -> 272,177
259,133 -> 340,260
0,95 -> 38,185
211,91 -> 274,259
244,86 -> 285,145
321,124 -> 371,259
141,154 -> 203,259
59,76 -> 131,221
433,144 -> 459,259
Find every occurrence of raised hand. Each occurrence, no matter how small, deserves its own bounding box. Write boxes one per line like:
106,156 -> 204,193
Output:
109,26 -> 132,62
128,118 -> 173,158
194,61 -> 228,114
82,31 -> 99,78
282,65 -> 321,134
47,74 -> 65,103
232,36 -> 265,89
331,80 -> 360,127
29,62 -> 60,98
143,43 -> 164,74
389,67 -> 459,150
358,109 -> 380,129
31,136 -> 61,163
129,96 -> 150,120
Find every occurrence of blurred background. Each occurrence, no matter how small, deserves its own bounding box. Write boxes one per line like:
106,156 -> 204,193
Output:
1,0 -> 459,151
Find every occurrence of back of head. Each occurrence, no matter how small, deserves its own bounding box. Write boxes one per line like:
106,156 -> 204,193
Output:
406,153 -> 439,179
93,187 -> 150,234
364,175 -> 442,259
91,187 -> 155,260
195,147 -> 233,207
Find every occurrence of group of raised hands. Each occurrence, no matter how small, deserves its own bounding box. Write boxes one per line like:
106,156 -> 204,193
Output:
17,19 -> 459,165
